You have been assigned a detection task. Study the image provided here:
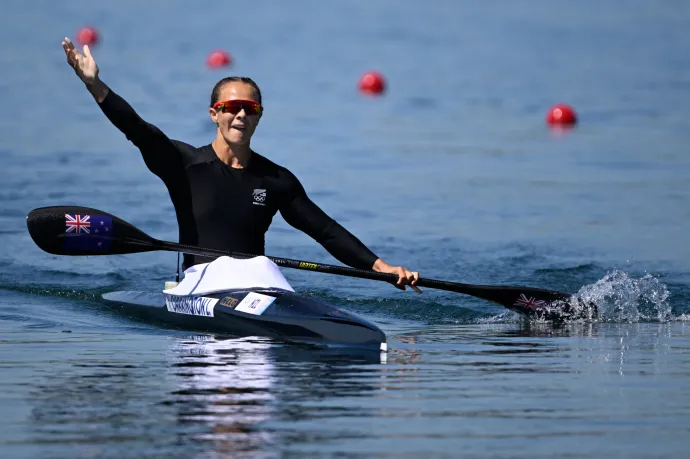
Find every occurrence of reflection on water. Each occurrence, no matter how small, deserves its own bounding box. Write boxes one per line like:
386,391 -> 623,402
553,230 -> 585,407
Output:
167,336 -> 387,458
20,323 -> 690,458
24,335 -> 386,458
168,336 -> 277,457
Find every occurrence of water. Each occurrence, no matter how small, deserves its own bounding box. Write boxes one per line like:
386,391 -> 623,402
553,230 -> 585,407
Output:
2,0 -> 690,457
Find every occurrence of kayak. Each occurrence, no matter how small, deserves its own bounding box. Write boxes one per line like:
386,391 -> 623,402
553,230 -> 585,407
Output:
101,255 -> 387,352
102,288 -> 387,351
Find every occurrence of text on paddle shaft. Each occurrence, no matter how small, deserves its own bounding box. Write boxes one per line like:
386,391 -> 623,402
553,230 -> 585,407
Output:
299,262 -> 318,269
165,296 -> 218,317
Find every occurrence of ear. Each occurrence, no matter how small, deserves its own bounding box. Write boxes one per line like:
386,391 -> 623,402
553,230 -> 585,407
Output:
209,107 -> 219,125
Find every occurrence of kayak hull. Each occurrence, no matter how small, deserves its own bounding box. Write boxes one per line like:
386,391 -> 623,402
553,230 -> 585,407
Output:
102,289 -> 387,351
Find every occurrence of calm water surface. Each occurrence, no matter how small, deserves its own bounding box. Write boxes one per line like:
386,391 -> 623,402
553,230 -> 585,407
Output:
1,1 -> 690,457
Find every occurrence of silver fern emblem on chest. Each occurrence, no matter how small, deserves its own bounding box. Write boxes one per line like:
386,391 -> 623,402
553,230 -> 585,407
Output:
253,189 -> 267,206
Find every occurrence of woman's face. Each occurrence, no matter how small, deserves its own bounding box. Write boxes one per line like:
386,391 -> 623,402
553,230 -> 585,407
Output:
210,82 -> 262,146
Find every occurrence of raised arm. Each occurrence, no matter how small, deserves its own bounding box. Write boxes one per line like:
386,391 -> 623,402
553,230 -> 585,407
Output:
61,37 -> 181,180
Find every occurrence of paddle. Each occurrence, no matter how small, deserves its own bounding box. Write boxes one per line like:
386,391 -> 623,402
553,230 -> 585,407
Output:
26,206 -> 593,318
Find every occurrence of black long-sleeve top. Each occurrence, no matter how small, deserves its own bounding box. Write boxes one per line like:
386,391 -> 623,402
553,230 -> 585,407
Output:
98,90 -> 378,270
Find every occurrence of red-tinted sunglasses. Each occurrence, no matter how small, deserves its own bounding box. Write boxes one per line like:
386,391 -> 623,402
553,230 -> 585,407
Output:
212,99 -> 263,116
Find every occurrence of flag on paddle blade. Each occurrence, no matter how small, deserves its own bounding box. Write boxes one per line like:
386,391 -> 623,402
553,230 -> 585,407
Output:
513,293 -> 546,309
63,214 -> 113,252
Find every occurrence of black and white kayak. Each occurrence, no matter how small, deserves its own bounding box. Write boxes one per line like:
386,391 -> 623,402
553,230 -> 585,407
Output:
103,290 -> 387,351
102,288 -> 386,351
102,255 -> 387,351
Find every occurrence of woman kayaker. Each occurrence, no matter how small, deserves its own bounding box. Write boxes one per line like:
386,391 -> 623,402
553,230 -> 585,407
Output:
61,37 -> 421,292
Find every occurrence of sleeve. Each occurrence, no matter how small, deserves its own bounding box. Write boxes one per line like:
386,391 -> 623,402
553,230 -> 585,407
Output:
279,173 -> 379,270
98,90 -> 183,181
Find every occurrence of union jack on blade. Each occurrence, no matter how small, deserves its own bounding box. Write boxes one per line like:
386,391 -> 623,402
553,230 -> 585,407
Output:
65,214 -> 91,234
514,293 -> 546,309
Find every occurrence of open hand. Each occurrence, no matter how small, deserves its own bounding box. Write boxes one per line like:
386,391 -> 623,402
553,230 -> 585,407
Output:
62,37 -> 99,84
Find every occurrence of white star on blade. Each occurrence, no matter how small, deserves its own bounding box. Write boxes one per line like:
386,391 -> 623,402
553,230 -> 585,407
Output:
98,242 -> 102,247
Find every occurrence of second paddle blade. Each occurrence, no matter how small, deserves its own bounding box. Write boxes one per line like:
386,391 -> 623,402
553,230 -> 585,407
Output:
478,285 -> 596,321
26,206 -> 158,256
418,278 -> 596,321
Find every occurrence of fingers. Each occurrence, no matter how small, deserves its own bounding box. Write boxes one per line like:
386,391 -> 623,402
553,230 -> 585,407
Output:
393,267 -> 422,294
62,37 -> 75,53
83,45 -> 92,59
62,37 -> 83,62
375,260 -> 422,293
68,52 -> 79,69
62,37 -> 78,67
408,271 -> 422,294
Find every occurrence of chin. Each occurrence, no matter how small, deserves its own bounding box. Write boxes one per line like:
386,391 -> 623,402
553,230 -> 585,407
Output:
224,132 -> 249,146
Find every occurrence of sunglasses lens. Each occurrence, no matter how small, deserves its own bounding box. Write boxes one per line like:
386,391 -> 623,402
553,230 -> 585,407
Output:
220,101 -> 262,115
241,102 -> 261,116
250,104 -> 263,116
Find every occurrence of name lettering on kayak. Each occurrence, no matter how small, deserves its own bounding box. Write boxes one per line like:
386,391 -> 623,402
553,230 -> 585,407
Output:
234,292 -> 276,316
165,295 -> 219,317
219,296 -> 239,308
299,262 -> 318,270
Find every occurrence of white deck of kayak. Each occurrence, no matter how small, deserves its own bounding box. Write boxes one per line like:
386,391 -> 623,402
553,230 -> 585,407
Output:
164,256 -> 295,296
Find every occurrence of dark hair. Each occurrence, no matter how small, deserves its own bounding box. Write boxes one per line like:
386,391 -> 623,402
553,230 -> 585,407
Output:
210,76 -> 263,107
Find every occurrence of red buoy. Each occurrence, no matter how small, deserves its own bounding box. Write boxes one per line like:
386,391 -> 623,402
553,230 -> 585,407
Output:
546,103 -> 577,126
358,71 -> 386,95
206,50 -> 232,69
76,26 -> 100,46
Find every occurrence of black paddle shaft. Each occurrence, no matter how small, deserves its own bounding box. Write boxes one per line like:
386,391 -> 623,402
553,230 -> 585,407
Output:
26,205 -> 585,317
158,240 -> 573,310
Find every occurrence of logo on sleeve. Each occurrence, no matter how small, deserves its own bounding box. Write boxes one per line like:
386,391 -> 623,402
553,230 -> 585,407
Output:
253,189 -> 267,206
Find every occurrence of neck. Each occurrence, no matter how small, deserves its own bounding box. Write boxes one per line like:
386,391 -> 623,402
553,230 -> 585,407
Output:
211,135 -> 252,168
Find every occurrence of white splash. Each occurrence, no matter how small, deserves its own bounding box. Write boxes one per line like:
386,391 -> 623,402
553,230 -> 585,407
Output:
576,270 -> 671,323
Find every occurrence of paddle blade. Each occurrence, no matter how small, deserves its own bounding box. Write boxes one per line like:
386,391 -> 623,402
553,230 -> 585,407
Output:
417,278 -> 595,320
478,286 -> 596,321
26,206 -> 158,256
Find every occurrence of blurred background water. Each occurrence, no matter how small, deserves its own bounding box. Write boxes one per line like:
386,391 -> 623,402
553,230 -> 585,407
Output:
1,0 -> 690,457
